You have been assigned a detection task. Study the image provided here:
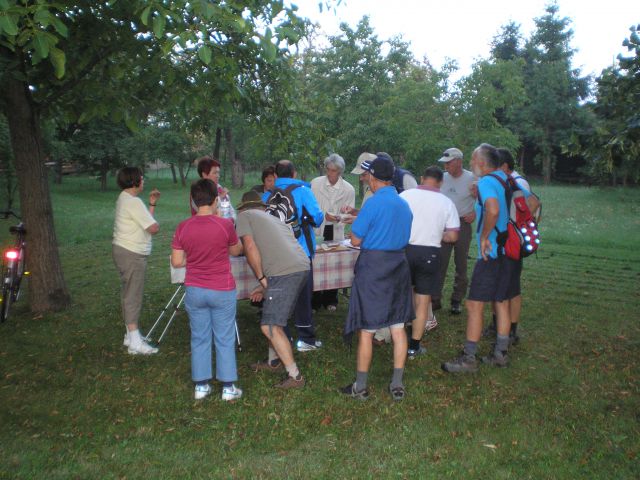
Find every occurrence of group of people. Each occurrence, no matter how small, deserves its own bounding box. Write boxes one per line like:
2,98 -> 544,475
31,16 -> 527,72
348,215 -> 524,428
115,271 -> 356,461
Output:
111,143 -> 538,402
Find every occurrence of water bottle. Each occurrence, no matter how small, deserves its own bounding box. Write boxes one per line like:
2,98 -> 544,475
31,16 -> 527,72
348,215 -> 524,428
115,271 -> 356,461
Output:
219,195 -> 232,219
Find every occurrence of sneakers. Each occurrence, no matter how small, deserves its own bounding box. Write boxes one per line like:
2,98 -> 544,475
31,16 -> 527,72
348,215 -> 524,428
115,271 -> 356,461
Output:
388,384 -> 405,401
250,358 -> 284,372
275,374 -> 305,389
296,339 -> 322,352
425,315 -> 438,331
339,382 -> 369,400
441,352 -> 478,373
221,385 -> 243,401
407,345 -> 427,359
481,349 -> 509,367
194,383 -> 212,400
127,339 -> 159,355
450,301 -> 462,315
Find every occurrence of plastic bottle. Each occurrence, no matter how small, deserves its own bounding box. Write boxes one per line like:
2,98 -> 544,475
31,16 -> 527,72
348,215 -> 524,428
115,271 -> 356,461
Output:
219,195 -> 232,219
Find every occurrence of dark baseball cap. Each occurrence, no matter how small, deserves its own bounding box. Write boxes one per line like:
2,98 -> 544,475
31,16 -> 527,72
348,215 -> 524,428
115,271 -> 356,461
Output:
361,152 -> 395,181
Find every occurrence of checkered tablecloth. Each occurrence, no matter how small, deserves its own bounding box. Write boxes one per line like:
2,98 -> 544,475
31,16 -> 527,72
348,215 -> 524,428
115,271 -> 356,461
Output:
170,247 -> 360,300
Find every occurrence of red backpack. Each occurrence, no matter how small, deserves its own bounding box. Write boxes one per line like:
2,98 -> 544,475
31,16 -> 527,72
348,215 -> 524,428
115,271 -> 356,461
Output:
486,173 -> 540,260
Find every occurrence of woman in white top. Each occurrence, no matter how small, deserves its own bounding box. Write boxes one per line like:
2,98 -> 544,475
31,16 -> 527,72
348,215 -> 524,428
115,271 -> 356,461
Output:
310,154 -> 356,311
112,167 -> 160,355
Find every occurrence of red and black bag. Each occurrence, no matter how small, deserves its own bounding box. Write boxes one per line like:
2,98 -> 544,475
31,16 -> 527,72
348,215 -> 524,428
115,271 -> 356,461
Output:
486,173 -> 540,260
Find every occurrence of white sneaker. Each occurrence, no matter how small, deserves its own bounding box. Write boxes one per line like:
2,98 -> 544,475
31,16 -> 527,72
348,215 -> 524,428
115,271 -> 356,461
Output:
194,384 -> 212,400
127,340 -> 159,355
296,339 -> 323,352
425,315 -> 438,331
221,385 -> 243,401
327,305 -> 337,312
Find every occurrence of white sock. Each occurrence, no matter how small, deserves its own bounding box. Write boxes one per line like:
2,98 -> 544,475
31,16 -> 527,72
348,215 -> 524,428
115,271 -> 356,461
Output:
128,329 -> 143,346
285,362 -> 300,379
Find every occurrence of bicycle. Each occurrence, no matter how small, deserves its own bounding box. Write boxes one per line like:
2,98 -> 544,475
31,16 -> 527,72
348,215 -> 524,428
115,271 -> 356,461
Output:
1,210 -> 27,322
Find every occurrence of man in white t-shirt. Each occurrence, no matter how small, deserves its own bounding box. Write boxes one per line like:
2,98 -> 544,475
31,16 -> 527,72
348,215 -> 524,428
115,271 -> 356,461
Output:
434,147 -> 477,315
400,166 -> 460,358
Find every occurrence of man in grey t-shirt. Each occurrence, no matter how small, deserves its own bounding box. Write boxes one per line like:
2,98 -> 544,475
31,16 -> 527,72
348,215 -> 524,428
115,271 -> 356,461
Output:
433,147 -> 477,316
236,191 -> 310,389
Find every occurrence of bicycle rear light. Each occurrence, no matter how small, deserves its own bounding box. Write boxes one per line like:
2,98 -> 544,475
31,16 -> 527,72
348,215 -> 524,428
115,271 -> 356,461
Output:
4,250 -> 18,261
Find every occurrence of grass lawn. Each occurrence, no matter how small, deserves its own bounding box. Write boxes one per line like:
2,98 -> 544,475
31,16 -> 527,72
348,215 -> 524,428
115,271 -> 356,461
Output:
0,173 -> 639,479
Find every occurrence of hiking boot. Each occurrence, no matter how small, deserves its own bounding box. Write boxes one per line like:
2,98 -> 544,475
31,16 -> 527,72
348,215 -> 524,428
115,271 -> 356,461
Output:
275,374 -> 305,389
481,349 -> 509,367
441,352 -> 478,373
407,345 -> 427,359
221,384 -> 243,401
339,382 -> 369,400
482,323 -> 497,338
388,384 -> 406,401
509,331 -> 520,346
296,339 -> 322,352
250,358 -> 284,373
194,383 -> 212,400
450,301 -> 462,315
425,315 -> 438,331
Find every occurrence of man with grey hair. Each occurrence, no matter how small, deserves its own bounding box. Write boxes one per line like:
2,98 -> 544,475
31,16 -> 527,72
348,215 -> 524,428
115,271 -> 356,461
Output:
442,143 -> 527,373
433,147 -> 477,317
311,153 -> 356,311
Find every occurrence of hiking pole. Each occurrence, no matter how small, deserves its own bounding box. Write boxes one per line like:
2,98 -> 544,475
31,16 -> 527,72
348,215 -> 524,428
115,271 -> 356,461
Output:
145,284 -> 184,344
235,320 -> 242,352
155,288 -> 187,345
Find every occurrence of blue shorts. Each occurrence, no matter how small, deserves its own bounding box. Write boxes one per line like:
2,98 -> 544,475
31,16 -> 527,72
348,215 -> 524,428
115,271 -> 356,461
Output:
467,257 -> 520,302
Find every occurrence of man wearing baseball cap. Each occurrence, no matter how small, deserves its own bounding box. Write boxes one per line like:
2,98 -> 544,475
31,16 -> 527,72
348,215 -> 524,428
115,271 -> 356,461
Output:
433,147 -> 477,317
341,153 -> 413,401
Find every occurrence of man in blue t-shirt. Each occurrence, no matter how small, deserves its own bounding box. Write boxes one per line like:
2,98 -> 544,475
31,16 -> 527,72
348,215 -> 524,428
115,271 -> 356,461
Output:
341,153 -> 413,401
442,143 -> 523,373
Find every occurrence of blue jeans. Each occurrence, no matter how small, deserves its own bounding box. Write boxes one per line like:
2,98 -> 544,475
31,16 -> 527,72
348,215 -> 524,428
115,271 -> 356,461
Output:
184,286 -> 237,383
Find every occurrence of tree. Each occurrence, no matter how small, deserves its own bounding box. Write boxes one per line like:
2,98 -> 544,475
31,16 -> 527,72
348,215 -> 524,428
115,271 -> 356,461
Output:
0,1 -> 308,313
520,3 -> 589,183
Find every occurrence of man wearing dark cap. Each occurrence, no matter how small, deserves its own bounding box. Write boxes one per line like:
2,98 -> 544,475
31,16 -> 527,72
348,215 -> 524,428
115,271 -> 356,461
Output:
341,153 -> 413,401
235,191 -> 311,389
433,147 -> 477,316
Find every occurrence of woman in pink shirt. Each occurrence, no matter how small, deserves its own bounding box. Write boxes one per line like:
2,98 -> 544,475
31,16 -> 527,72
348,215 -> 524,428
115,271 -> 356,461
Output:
171,179 -> 243,401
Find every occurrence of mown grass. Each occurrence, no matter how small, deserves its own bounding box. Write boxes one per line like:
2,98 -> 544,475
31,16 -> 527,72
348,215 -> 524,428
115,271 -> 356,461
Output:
0,174 -> 639,479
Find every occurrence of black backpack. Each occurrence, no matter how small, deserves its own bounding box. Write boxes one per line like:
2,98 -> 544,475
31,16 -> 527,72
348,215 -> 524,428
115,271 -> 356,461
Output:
392,167 -> 417,194
265,184 -> 315,254
265,184 -> 302,238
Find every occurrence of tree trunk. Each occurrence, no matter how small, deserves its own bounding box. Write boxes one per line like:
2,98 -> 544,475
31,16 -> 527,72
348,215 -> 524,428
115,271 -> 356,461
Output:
224,127 -> 243,188
169,163 -> 177,184
177,161 -> 186,187
543,154 -> 551,185
3,75 -> 71,313
100,157 -> 108,191
213,127 -> 222,160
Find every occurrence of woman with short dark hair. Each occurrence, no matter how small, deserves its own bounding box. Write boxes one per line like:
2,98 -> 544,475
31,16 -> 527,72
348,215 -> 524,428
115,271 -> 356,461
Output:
171,179 -> 244,401
112,166 -> 160,355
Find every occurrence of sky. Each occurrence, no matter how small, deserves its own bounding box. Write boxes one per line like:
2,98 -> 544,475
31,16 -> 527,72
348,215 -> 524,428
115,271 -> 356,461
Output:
290,0 -> 637,78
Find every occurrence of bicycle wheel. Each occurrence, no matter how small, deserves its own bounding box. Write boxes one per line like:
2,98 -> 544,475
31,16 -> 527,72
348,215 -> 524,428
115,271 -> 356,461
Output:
10,247 -> 25,302
1,266 -> 15,323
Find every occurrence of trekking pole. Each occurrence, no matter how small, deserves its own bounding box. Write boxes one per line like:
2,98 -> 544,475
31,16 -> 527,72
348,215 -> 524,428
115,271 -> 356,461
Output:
156,289 -> 187,345
145,284 -> 184,343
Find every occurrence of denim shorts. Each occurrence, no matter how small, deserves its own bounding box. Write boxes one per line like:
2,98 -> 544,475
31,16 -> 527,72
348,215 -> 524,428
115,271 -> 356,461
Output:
406,244 -> 441,295
467,256 -> 520,302
261,270 -> 309,327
